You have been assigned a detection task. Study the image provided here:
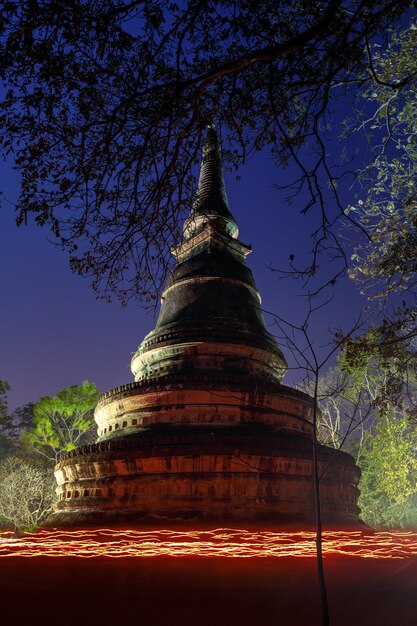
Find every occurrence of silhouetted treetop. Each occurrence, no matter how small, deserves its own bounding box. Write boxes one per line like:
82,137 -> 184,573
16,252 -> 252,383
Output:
0,0 -> 408,303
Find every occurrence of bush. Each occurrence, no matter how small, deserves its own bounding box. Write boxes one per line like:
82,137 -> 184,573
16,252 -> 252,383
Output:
0,456 -> 57,532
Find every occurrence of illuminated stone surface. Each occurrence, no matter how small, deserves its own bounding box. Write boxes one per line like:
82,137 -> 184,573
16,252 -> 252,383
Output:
50,128 -> 361,527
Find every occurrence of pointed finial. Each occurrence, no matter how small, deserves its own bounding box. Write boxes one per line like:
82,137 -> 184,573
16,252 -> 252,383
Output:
183,127 -> 239,239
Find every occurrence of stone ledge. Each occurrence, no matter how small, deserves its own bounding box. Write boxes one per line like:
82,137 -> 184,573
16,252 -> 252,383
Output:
98,377 -> 314,408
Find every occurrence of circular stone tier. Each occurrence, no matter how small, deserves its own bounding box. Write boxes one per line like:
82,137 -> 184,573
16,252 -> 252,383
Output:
94,379 -> 314,441
50,425 -> 360,527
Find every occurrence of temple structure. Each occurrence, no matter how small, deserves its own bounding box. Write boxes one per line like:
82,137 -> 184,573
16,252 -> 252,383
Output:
50,128 -> 361,527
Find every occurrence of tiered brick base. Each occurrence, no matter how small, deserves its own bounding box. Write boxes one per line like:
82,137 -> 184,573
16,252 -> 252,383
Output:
49,383 -> 361,527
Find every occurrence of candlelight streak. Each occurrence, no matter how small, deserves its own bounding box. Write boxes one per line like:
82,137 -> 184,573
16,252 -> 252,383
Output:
1,529 -> 417,559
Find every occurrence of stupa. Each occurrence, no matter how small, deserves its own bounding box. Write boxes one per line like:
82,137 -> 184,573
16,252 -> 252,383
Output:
50,128 -> 361,527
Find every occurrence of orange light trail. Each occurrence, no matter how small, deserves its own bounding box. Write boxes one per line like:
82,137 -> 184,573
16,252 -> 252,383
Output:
1,529 -> 417,559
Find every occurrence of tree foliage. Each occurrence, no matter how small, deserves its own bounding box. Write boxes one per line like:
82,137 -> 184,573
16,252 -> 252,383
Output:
349,19 -> 417,302
345,16 -> 417,379
0,380 -> 13,460
0,401 -> 34,439
0,379 -> 9,422
317,341 -> 417,529
0,0 -> 408,303
0,455 -> 56,532
341,322 -> 417,422
358,412 -> 417,529
23,380 -> 100,461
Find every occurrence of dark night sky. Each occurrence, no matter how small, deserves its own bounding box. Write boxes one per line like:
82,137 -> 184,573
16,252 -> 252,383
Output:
0,144 -> 367,411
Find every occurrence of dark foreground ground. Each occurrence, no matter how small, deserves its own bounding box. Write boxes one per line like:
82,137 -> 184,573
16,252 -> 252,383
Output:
2,555 -> 417,625
1,529 -> 416,626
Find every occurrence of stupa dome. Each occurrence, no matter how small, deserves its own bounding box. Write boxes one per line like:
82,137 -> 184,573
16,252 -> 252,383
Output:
49,128 -> 361,528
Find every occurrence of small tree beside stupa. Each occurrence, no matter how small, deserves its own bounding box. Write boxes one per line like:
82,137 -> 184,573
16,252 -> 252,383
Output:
0,380 -> 100,532
23,380 -> 100,463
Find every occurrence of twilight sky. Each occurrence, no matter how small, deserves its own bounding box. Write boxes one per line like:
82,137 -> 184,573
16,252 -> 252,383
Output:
0,141 -> 367,411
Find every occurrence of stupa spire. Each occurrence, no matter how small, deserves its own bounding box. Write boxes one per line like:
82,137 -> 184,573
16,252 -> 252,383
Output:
183,126 -> 239,239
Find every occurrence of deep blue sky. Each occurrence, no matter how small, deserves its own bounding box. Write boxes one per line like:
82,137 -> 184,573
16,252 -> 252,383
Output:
1,142 -> 367,411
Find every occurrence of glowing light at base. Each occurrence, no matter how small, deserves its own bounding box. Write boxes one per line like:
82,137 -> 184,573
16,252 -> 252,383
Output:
1,529 -> 417,559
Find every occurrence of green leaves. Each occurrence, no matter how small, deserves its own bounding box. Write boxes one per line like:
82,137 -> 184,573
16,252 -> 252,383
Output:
322,331 -> 417,528
25,380 -> 100,461
359,412 -> 417,529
